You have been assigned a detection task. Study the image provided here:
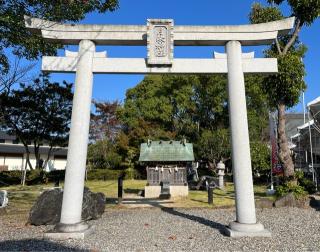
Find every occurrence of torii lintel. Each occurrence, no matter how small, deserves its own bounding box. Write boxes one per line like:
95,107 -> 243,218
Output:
24,16 -> 294,46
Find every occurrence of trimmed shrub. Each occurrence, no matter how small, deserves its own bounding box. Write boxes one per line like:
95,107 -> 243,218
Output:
87,169 -> 124,180
0,170 -> 22,186
276,182 -> 307,199
87,169 -> 141,180
0,170 -> 47,186
47,170 -> 65,182
86,169 -> 141,180
0,170 -> 65,186
1,168 -> 141,187
26,169 -> 47,185
295,171 -> 317,194
299,178 -> 317,194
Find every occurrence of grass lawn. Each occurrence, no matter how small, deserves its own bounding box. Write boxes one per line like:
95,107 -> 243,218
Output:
1,180 -> 276,214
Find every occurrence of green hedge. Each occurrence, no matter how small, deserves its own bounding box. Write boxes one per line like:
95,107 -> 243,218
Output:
86,169 -> 140,180
0,170 -> 65,186
0,168 -> 142,186
0,170 -> 22,186
299,177 -> 317,194
47,170 -> 65,182
0,170 -> 47,186
87,169 -> 123,180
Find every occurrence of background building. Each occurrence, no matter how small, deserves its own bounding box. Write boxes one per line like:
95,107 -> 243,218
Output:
0,132 -> 67,172
289,97 -> 320,187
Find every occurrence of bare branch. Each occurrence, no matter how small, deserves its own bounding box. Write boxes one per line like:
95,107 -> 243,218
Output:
0,57 -> 36,94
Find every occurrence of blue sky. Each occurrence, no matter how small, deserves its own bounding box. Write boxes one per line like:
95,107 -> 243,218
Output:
29,0 -> 320,111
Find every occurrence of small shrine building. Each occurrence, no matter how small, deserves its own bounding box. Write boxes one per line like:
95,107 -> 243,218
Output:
139,139 -> 194,198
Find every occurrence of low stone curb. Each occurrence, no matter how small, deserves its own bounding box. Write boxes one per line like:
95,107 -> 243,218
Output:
255,193 -> 320,209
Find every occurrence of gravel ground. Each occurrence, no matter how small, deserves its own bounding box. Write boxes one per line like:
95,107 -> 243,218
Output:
1,207 -> 320,251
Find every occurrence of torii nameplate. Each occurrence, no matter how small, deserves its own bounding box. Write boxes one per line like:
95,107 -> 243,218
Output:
147,19 -> 174,65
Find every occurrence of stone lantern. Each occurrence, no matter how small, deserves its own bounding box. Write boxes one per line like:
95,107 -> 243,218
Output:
217,161 -> 225,189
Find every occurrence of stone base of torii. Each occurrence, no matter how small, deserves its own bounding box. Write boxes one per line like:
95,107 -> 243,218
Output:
25,16 -> 295,239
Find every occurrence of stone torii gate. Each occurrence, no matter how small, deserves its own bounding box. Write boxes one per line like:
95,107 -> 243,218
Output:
25,16 -> 294,238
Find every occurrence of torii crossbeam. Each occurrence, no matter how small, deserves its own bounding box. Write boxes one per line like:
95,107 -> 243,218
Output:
25,16 -> 294,239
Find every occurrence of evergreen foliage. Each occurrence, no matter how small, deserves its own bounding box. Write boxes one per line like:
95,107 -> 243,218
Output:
110,74 -> 270,174
249,0 -> 319,178
0,74 -> 73,170
0,0 -> 119,74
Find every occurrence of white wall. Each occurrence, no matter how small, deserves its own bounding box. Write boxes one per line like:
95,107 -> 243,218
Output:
53,158 -> 67,170
3,156 -> 23,171
0,156 -> 5,165
0,153 -> 66,171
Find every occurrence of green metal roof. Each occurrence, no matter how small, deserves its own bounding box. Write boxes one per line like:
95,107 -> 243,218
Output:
139,140 -> 194,162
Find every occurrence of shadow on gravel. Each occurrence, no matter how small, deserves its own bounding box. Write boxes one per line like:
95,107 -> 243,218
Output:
0,239 -> 87,252
161,207 -> 227,236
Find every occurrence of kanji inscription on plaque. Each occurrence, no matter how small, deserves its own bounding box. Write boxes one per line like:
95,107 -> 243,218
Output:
147,19 -> 173,65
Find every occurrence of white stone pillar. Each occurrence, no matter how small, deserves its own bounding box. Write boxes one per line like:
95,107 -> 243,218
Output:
225,41 -> 270,237
57,40 -> 95,232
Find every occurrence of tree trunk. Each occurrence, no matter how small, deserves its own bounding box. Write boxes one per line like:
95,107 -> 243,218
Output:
277,103 -> 295,178
43,146 -> 53,171
22,144 -> 34,170
24,148 -> 33,170
21,151 -> 31,186
27,157 -> 33,170
34,143 -> 40,169
21,159 -> 27,186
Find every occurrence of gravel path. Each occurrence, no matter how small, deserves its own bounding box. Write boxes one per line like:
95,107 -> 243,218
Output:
1,207 -> 320,251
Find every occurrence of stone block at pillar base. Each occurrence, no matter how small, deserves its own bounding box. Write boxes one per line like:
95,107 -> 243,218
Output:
144,185 -> 188,199
44,222 -> 94,240
169,185 -> 188,199
224,221 -> 271,238
145,185 -> 161,198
